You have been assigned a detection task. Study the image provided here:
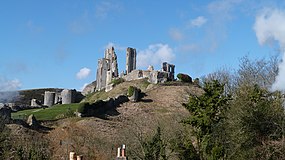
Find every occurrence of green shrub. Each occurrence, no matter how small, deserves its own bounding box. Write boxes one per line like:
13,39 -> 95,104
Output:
77,102 -> 89,114
128,86 -> 135,97
111,78 -> 125,86
177,73 -> 192,83
62,107 -> 75,118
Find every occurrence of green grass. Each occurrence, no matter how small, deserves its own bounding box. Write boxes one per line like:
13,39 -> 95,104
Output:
12,103 -> 82,121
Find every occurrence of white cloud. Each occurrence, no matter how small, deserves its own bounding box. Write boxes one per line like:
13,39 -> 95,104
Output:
0,78 -> 21,91
95,1 -> 122,19
254,8 -> 285,46
137,44 -> 175,68
190,16 -> 207,27
105,42 -> 115,49
169,28 -> 184,41
105,42 -> 125,51
76,67 -> 91,80
253,8 -> 285,91
207,0 -> 243,16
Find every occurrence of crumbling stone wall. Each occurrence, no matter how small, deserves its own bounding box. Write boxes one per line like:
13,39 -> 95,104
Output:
122,70 -> 151,81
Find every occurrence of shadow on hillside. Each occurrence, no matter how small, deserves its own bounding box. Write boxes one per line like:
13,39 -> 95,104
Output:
81,95 -> 129,120
11,119 -> 53,133
82,93 -> 154,120
139,93 -> 153,103
140,99 -> 153,103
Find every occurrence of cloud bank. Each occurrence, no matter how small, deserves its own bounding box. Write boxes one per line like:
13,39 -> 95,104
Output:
0,78 -> 21,91
254,8 -> 285,91
76,67 -> 91,79
137,44 -> 175,68
0,77 -> 21,103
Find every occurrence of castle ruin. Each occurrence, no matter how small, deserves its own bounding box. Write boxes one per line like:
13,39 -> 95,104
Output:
96,47 -> 119,91
126,47 -> 136,74
43,89 -> 76,107
95,46 -> 175,92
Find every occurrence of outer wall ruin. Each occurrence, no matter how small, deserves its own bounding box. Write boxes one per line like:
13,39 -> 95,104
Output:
43,89 -> 76,107
44,91 -> 55,107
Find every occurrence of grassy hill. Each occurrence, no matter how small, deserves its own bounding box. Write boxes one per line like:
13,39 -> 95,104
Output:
9,80 -> 203,159
12,103 -> 82,120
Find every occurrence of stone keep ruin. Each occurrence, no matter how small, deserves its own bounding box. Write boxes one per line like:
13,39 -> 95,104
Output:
96,46 -> 175,92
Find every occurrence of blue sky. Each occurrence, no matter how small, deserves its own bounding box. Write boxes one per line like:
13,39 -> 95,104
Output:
1,0 -> 285,91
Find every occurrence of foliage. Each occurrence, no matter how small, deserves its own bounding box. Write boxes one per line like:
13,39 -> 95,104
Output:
177,73 -> 192,83
142,79 -> 151,89
225,85 -> 285,159
111,78 -> 125,86
202,67 -> 234,95
76,100 -> 109,117
0,115 -> 11,159
142,127 -> 167,160
183,80 -> 231,159
76,102 -> 89,114
128,86 -> 135,97
237,55 -> 279,88
170,131 -> 200,160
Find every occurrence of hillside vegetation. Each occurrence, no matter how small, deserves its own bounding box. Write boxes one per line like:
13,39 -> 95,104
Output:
82,78 -> 151,103
12,103 -> 82,120
7,79 -> 203,159
3,56 -> 285,160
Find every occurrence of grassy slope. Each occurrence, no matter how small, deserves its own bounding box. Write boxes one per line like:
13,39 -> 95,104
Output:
82,78 -> 150,103
12,103 -> 82,120
10,80 -> 204,159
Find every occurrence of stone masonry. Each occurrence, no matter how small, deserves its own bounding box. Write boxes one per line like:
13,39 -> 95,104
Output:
126,47 -> 136,74
96,47 -> 119,91
93,46 -> 175,92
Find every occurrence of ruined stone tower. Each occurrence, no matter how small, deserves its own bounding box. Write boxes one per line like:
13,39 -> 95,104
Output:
44,91 -> 55,107
126,47 -> 136,74
96,47 -> 119,91
162,62 -> 175,80
61,89 -> 76,104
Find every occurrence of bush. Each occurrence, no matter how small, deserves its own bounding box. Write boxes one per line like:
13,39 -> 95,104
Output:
76,100 -> 107,117
111,78 -> 125,86
77,102 -> 89,114
128,86 -> 135,97
177,73 -> 192,83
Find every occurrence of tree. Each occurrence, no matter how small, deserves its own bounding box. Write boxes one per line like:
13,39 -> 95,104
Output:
183,80 -> 231,160
225,85 -> 285,160
236,55 -> 279,89
0,115 -> 11,159
143,127 -> 167,160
